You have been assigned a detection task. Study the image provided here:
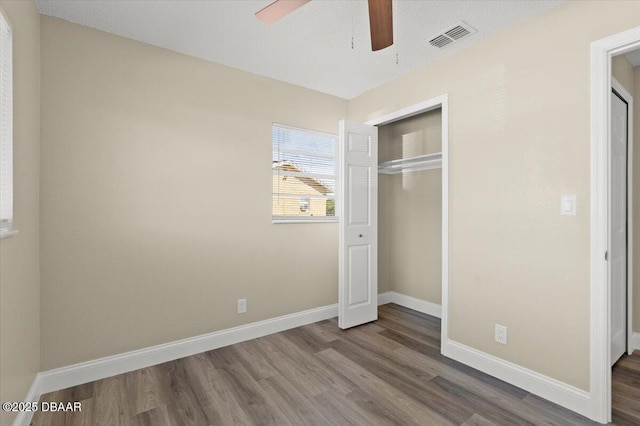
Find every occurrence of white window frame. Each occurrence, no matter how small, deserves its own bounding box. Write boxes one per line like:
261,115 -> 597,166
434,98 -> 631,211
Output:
272,123 -> 338,224
299,195 -> 310,212
0,11 -> 14,239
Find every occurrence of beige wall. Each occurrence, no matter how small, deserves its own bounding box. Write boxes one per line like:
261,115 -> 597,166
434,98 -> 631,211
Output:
378,110 -> 442,302
349,0 -> 640,391
635,65 -> 640,333
40,16 -> 347,370
0,1 -> 40,425
612,55 -> 634,94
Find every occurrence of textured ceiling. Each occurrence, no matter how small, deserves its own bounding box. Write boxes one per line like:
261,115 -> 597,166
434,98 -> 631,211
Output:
36,0 -> 563,99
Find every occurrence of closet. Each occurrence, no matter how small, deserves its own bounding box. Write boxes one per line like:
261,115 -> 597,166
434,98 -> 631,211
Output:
377,108 -> 443,309
338,98 -> 447,330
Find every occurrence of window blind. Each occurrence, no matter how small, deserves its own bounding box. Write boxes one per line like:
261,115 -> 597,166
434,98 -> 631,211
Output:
0,13 -> 12,233
272,124 -> 337,221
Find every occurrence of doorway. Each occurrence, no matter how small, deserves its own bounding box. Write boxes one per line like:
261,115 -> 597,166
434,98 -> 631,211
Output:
337,95 -> 450,342
590,26 -> 640,424
609,77 -> 633,367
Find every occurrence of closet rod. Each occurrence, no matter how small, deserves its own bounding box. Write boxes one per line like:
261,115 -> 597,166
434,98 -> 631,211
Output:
378,152 -> 442,175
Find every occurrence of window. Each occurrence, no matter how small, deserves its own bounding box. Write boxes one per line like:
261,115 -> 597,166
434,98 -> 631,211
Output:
299,196 -> 310,212
0,12 -> 13,238
272,124 -> 337,223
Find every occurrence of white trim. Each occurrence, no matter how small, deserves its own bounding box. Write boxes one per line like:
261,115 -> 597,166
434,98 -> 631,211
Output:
632,333 -> 640,352
364,95 -> 448,126
377,291 -> 393,305
35,303 -> 337,395
13,377 -> 41,426
384,289 -> 593,417
611,77 -> 635,357
272,218 -> 338,224
272,122 -> 337,140
363,94 -> 450,344
0,11 -> 13,235
378,291 -> 596,416
0,228 -> 18,239
441,95 -> 450,346
442,340 -> 592,419
591,25 -> 640,424
384,289 -> 591,418
380,291 -> 442,318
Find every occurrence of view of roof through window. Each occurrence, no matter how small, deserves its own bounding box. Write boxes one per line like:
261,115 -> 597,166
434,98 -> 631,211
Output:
272,124 -> 337,220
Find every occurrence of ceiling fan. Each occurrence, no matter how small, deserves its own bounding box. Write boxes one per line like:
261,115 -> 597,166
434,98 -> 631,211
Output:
255,0 -> 393,52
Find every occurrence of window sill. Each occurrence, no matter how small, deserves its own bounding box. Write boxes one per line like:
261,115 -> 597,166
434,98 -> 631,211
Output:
272,218 -> 338,224
0,229 -> 19,239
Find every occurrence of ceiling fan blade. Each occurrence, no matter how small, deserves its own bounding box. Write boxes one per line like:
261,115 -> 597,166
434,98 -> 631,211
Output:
368,0 -> 393,51
255,0 -> 311,24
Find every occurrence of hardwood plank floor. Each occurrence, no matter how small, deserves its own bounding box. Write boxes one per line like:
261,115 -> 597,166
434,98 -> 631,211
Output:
612,350 -> 640,425
31,304 -> 638,425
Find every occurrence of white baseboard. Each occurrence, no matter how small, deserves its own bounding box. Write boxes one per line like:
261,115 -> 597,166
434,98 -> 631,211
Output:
17,293 -> 411,425
442,339 -> 592,420
17,294 -> 599,425
390,291 -> 442,318
34,303 -> 337,398
632,332 -> 640,352
377,291 -> 393,305
380,292 -> 592,418
378,291 -> 441,318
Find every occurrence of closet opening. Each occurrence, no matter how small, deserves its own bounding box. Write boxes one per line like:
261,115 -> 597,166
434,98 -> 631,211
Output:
337,95 -> 449,338
364,95 -> 450,344
377,108 -> 443,319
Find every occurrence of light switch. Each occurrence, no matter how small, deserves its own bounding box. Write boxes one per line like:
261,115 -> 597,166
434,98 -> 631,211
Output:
561,195 -> 576,216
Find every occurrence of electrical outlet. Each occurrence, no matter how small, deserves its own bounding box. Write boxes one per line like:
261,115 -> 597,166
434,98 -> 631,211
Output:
495,324 -> 507,345
237,298 -> 247,314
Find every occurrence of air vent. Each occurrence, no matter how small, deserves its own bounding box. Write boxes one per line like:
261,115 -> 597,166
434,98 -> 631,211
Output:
429,35 -> 453,49
428,21 -> 476,49
445,26 -> 470,40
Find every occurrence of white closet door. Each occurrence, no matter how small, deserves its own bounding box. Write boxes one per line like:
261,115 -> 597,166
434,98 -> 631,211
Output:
610,90 -> 628,366
338,120 -> 378,329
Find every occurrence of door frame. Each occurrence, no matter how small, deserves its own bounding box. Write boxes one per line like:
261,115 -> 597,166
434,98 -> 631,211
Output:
590,26 -> 640,424
611,77 -> 634,361
364,94 -> 450,345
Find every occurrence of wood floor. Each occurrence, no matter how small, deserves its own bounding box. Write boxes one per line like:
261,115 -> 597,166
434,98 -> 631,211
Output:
612,350 -> 640,425
31,304 -> 639,426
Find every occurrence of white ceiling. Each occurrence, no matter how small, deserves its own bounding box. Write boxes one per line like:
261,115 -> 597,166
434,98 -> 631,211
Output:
36,0 -> 564,99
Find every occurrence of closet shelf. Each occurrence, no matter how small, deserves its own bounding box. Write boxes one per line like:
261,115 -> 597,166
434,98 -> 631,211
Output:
378,152 -> 442,175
